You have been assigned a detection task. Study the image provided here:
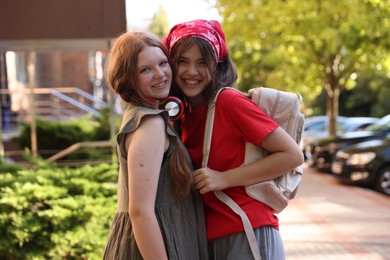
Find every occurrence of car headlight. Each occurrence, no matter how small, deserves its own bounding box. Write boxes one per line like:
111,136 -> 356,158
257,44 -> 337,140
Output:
346,152 -> 376,166
335,150 -> 350,160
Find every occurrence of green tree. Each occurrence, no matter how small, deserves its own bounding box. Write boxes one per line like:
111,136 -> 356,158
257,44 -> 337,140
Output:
216,0 -> 390,135
148,5 -> 170,39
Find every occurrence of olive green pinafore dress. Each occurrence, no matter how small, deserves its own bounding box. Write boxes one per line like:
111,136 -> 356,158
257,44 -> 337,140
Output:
103,105 -> 208,260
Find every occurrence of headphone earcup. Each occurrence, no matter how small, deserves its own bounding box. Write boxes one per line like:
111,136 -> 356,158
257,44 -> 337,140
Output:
159,96 -> 184,121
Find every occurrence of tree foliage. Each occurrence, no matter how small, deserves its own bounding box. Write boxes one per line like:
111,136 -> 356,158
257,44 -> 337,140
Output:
215,0 -> 390,134
148,5 -> 170,39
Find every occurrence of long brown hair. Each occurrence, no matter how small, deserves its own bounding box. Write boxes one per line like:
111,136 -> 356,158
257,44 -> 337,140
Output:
107,32 -> 192,198
169,37 -> 238,104
107,32 -> 169,108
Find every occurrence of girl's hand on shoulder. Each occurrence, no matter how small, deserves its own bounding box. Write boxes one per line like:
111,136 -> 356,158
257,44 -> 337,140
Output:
193,167 -> 227,194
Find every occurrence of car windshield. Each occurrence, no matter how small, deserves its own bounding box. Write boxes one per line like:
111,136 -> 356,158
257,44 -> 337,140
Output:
343,118 -> 378,132
364,115 -> 390,132
304,116 -> 346,133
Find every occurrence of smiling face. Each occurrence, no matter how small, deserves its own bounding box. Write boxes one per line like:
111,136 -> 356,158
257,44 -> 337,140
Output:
137,46 -> 172,100
174,44 -> 212,107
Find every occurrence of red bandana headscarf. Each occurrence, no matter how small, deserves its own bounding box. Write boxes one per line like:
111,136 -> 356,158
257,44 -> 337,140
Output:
163,19 -> 228,62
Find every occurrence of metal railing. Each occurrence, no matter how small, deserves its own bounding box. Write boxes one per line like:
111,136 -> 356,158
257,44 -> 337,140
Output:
1,87 -> 119,166
45,140 -> 115,167
0,87 -> 111,126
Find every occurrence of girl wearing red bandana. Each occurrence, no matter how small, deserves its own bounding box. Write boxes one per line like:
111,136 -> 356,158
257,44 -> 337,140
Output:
164,20 -> 304,260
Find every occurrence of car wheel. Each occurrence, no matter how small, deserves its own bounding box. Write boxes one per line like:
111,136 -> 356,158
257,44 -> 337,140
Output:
375,166 -> 390,196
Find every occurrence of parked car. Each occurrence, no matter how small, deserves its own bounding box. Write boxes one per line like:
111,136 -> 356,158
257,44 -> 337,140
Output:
301,116 -> 347,159
331,136 -> 390,195
310,114 -> 390,171
303,116 -> 379,161
343,117 -> 380,132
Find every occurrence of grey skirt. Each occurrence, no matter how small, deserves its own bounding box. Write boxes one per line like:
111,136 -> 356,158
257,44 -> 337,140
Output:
208,226 -> 285,260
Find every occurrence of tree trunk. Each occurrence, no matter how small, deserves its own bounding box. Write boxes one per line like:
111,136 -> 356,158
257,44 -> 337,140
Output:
326,85 -> 340,136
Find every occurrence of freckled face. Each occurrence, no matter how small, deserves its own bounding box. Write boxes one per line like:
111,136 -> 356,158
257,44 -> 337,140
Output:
137,46 -> 172,100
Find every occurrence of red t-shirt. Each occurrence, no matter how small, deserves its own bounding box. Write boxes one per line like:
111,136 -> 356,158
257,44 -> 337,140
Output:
181,89 -> 280,241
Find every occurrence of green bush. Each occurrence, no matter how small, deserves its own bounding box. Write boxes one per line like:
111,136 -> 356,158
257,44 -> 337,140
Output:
0,163 -> 118,259
92,107 -> 121,141
12,110 -> 121,161
0,161 -> 23,174
14,117 -> 98,152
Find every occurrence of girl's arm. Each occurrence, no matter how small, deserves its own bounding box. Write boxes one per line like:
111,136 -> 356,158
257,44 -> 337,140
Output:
126,115 -> 169,259
194,127 -> 304,193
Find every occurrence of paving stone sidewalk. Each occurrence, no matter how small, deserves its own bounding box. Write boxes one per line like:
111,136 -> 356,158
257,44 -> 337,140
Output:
279,165 -> 390,260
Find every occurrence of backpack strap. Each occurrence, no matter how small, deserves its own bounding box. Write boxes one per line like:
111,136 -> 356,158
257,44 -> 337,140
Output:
202,87 -> 261,260
202,87 -> 226,167
214,191 -> 261,260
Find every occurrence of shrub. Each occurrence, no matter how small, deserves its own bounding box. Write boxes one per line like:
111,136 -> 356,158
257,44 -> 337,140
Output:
14,117 -> 98,152
12,110 -> 120,162
0,161 -> 23,174
0,163 -> 118,259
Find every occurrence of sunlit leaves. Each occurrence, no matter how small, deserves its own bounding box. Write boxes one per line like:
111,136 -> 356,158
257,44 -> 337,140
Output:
216,0 -> 389,118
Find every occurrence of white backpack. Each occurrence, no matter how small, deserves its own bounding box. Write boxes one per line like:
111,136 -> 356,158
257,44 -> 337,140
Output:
202,87 -> 304,260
